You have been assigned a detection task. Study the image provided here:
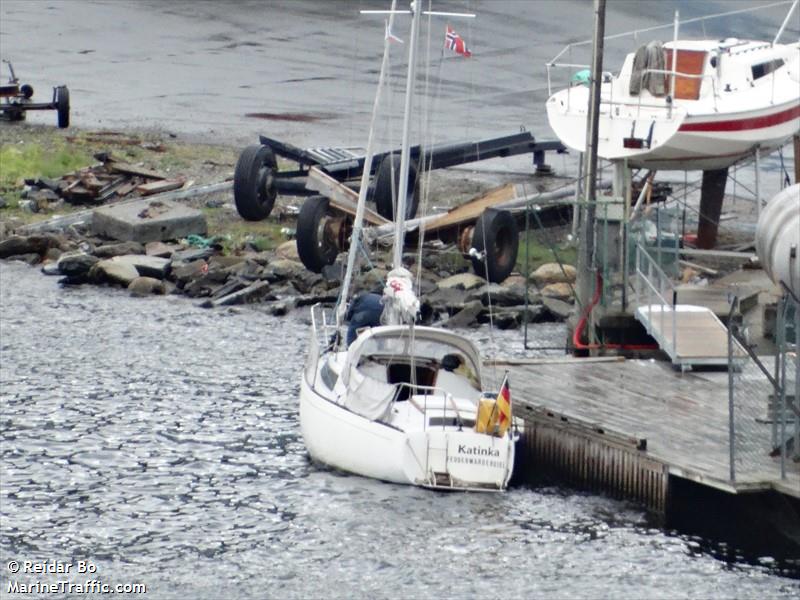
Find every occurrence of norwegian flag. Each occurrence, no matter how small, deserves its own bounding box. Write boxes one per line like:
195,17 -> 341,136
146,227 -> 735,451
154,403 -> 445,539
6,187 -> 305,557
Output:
444,25 -> 472,57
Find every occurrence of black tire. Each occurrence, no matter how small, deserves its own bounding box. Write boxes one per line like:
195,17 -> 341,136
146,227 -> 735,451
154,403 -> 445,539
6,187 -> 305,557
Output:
20,84 -> 33,99
470,209 -> 519,283
370,154 -> 419,221
55,86 -> 69,128
233,144 -> 278,221
297,195 -> 339,273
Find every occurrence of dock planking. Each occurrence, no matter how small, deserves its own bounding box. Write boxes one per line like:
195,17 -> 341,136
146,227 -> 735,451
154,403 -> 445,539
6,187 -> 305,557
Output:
500,357 -> 799,509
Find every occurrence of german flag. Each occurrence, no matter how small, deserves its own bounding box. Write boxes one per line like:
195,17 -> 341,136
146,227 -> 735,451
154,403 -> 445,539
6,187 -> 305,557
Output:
495,374 -> 511,436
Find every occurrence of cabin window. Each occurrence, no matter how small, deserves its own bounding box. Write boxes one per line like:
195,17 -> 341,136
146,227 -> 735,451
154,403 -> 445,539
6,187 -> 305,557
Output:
751,58 -> 784,80
387,361 -> 438,401
663,49 -> 707,100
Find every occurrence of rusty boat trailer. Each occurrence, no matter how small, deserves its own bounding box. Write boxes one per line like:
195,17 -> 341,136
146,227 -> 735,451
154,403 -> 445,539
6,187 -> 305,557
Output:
0,61 -> 70,128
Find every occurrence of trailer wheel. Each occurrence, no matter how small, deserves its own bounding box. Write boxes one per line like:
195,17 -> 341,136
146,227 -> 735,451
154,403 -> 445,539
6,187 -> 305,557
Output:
20,84 -> 33,99
234,144 -> 278,221
55,86 -> 69,128
370,154 -> 419,221
470,209 -> 519,283
297,195 -> 340,273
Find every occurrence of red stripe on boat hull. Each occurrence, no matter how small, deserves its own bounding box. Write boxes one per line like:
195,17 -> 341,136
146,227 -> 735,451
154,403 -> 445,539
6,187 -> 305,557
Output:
679,104 -> 800,132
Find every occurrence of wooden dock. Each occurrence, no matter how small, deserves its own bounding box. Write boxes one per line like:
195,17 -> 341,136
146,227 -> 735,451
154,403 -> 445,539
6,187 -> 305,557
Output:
496,357 -> 799,513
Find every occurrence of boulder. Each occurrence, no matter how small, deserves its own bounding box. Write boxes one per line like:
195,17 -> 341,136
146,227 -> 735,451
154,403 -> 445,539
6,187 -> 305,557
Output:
443,300 -> 483,329
94,241 -> 145,258
262,259 -> 307,282
0,234 -> 59,258
225,259 -> 264,281
41,261 -> 61,276
275,240 -> 300,261
171,246 -> 214,262
128,276 -> 166,296
542,297 -> 574,320
438,272 -> 486,291
541,282 -> 574,301
426,286 -> 468,313
93,258 -> 140,286
532,263 -> 577,285
145,241 -> 175,257
470,283 -> 526,307
209,255 -> 246,270
108,254 -> 171,279
57,251 -> 100,278
5,253 -> 40,265
171,260 -> 208,285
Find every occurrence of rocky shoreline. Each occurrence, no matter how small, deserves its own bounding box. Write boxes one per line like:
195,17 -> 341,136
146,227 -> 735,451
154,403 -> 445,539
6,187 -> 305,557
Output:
0,224 -> 577,329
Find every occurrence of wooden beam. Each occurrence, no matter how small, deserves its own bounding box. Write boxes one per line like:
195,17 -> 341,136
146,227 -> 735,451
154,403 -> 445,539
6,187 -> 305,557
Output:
305,167 -> 389,226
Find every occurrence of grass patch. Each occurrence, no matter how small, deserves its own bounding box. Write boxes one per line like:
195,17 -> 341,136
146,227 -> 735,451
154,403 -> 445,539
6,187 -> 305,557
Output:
0,142 -> 92,191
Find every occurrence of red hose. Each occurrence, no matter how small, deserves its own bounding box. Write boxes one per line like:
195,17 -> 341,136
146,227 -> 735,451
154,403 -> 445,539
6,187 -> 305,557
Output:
572,272 -> 658,351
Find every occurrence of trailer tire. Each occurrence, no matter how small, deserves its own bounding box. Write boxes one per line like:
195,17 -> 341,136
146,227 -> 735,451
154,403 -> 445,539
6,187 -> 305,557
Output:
297,195 -> 339,273
234,144 -> 278,221
370,154 -> 419,221
56,86 -> 69,128
470,209 -> 519,283
20,84 -> 34,99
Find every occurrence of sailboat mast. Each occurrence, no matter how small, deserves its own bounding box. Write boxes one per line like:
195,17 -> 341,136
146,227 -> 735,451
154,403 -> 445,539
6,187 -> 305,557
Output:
391,1 -> 422,270
336,1 -> 400,329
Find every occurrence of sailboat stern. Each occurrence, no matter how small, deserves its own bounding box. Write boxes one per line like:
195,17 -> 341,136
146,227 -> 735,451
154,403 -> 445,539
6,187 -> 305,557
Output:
403,430 -> 515,491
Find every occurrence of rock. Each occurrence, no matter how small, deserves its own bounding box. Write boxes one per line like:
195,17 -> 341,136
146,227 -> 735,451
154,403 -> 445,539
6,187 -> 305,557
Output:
0,234 -> 58,258
225,259 -> 264,281
443,300 -> 483,329
57,251 -> 100,278
41,261 -> 61,276
43,247 -> 62,262
321,262 -> 346,285
203,280 -> 272,307
426,286 -> 468,313
128,276 -> 166,296
108,254 -> 171,279
183,268 -> 230,297
93,257 -> 141,286
171,247 -> 214,262
172,260 -> 208,285
5,253 -> 40,265
267,298 -> 297,316
145,241 -> 175,257
470,283 -> 525,307
438,272 -> 486,291
532,263 -> 577,285
275,240 -> 300,261
94,241 -> 145,258
32,188 -> 60,204
477,305 -> 547,328
35,177 -> 61,192
541,282 -> 574,301
209,255 -> 246,270
18,199 -> 37,213
542,297 -> 574,320
92,198 -> 207,243
0,197 -> 6,209
262,259 -> 307,282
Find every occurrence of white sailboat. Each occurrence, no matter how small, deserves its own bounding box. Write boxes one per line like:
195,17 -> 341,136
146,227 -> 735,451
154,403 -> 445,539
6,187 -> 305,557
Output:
299,1 -> 516,491
546,1 -> 800,170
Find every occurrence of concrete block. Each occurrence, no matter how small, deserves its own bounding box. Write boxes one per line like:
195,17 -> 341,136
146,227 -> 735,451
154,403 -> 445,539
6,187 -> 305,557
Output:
92,199 -> 207,243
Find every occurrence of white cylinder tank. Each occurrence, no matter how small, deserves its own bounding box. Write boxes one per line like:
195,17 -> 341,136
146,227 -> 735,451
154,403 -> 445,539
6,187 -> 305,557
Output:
755,183 -> 800,298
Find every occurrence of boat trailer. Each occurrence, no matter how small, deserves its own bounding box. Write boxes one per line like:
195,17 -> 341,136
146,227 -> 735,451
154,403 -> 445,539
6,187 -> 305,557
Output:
232,130 -> 565,222
0,61 -> 70,128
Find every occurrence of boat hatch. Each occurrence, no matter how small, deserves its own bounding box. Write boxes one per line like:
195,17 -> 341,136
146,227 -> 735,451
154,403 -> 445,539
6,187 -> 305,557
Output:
387,360 -> 438,401
664,49 -> 707,100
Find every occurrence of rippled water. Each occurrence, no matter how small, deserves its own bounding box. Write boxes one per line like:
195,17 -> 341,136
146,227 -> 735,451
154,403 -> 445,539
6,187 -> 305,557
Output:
1,261 -> 798,598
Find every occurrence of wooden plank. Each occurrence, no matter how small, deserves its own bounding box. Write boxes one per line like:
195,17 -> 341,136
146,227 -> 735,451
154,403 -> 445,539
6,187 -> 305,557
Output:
136,178 -> 186,196
422,183 -> 518,233
305,167 -> 389,226
109,161 -> 168,180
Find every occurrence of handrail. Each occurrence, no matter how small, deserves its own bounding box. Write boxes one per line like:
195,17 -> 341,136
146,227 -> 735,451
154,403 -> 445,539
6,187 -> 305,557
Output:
634,241 -> 678,356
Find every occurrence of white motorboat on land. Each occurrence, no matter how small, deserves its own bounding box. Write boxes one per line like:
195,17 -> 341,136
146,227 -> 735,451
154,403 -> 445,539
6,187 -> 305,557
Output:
299,1 -> 515,491
546,2 -> 800,170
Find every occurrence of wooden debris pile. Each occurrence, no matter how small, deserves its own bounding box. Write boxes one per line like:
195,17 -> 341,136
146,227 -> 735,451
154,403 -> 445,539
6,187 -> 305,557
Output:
23,152 -> 187,209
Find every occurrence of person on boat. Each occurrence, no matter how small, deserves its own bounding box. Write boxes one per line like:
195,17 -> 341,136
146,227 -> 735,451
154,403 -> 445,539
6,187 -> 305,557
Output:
345,292 -> 384,346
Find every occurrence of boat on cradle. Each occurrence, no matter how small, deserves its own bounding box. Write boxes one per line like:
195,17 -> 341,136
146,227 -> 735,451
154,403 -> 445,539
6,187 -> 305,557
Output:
299,2 -> 515,492
546,1 -> 800,170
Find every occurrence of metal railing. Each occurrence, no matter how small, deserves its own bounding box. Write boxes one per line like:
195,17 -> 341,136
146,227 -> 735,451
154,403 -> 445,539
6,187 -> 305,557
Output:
634,241 -> 678,356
